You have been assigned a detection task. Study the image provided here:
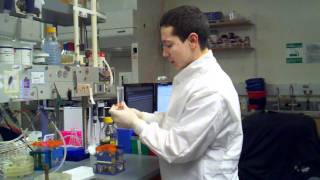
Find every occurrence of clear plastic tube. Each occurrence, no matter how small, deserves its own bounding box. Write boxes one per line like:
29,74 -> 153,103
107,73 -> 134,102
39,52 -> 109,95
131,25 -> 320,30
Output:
50,121 -> 67,173
117,86 -> 124,104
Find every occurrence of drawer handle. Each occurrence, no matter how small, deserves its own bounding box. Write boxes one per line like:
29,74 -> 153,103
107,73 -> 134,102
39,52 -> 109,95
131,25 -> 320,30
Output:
117,30 -> 126,33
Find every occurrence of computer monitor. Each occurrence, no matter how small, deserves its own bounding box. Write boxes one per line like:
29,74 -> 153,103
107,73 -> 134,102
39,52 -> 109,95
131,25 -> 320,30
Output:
123,83 -> 155,113
156,83 -> 173,112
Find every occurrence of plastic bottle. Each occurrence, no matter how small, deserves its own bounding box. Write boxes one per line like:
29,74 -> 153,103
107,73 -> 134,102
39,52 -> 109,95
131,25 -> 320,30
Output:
42,27 -> 61,65
100,117 -> 118,145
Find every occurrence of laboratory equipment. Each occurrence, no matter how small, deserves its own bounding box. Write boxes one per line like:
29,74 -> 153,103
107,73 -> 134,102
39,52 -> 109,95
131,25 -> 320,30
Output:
30,139 -> 64,170
100,117 -> 118,145
2,154 -> 34,178
65,147 -> 88,161
123,83 -> 155,113
117,86 -> 124,105
92,113 -> 125,175
14,46 -> 32,66
61,130 -> 82,147
42,26 -> 61,65
0,132 -> 34,178
94,144 -> 125,175
0,44 -> 14,64
33,50 -> 49,64
61,42 -> 76,65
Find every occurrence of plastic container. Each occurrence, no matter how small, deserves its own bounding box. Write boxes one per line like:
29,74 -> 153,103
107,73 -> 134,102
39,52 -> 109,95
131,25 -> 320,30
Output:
66,147 -> 89,161
247,91 -> 267,99
204,11 -> 223,22
61,130 -> 82,147
117,128 -> 133,153
0,44 -> 14,64
100,117 -> 118,145
245,78 -> 265,85
131,136 -> 150,155
33,51 -> 49,64
42,27 -> 61,65
14,47 -> 32,65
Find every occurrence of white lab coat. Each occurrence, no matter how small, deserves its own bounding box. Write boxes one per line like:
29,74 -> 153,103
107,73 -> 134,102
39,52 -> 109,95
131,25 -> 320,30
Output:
137,50 -> 243,180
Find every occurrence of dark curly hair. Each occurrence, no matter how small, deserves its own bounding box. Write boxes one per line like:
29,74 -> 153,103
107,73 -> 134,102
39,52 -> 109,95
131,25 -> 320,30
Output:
160,5 -> 209,50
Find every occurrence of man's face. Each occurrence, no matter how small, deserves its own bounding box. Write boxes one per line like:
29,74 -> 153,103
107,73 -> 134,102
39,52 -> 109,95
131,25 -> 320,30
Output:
161,26 -> 193,70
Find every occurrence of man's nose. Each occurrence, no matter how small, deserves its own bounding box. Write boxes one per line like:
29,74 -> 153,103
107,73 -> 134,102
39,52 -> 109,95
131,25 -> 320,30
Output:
162,49 -> 169,58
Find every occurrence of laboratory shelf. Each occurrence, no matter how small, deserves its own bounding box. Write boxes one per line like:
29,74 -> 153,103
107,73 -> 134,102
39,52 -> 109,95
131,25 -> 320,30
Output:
211,46 -> 254,52
40,1 -> 106,26
209,19 -> 253,28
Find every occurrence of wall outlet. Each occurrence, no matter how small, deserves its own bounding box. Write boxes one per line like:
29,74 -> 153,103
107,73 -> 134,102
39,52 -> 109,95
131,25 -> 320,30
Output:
77,84 -> 91,96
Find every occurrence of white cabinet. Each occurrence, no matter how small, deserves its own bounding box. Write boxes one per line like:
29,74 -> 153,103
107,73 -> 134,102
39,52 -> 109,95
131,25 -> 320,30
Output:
0,14 -> 41,42
58,9 -> 137,43
100,10 -> 135,30
98,0 -> 137,12
100,27 -> 135,37
58,26 -> 76,41
99,10 -> 137,38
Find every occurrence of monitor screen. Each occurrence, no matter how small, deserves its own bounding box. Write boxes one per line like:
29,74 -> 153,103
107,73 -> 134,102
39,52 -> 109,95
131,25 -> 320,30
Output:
156,83 -> 173,112
123,83 -> 155,113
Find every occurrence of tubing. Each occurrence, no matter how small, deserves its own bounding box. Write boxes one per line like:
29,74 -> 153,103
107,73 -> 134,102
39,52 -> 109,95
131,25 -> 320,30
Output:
102,59 -> 114,86
50,122 -> 67,173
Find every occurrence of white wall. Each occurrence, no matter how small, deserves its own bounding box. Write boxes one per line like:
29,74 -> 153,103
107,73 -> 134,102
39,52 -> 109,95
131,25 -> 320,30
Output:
164,0 -> 320,84
135,0 -> 167,83
106,53 -> 131,86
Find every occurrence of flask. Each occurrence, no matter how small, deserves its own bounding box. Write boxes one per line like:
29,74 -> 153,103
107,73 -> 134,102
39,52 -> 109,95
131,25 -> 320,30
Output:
42,27 -> 61,65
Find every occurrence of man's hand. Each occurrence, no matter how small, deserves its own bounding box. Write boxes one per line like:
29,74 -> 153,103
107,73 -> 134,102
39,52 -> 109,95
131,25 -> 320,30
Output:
131,108 -> 144,119
109,103 -> 144,130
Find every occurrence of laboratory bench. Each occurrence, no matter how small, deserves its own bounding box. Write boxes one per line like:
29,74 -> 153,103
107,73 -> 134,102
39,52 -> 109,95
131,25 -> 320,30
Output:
0,154 -> 160,180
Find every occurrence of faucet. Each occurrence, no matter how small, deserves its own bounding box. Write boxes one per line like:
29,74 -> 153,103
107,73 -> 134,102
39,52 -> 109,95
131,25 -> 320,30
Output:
288,84 -> 298,111
276,87 -> 280,111
304,89 -> 312,111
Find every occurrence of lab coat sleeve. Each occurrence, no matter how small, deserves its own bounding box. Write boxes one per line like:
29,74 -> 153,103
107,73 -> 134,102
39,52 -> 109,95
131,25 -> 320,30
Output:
139,90 -> 229,164
142,111 -> 165,124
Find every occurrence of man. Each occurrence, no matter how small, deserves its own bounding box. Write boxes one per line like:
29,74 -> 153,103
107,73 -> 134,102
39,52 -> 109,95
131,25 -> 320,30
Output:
110,5 -> 243,180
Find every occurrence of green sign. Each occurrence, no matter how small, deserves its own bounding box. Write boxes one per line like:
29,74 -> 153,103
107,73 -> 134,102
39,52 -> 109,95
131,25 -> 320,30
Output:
286,43 -> 303,63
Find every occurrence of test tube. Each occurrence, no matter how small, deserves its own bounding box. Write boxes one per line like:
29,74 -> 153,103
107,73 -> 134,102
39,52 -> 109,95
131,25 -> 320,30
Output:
117,86 -> 124,108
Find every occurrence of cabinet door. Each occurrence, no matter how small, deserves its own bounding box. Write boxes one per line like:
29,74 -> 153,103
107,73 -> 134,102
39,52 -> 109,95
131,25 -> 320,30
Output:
99,27 -> 135,37
58,10 -> 136,41
0,14 -> 17,38
99,10 -> 135,30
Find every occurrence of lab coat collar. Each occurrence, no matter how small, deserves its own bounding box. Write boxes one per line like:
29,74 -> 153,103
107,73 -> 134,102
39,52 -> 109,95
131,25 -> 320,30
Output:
173,50 -> 215,85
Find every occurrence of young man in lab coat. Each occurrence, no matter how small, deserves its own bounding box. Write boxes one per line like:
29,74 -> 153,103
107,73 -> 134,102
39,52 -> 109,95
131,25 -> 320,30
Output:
109,5 -> 243,180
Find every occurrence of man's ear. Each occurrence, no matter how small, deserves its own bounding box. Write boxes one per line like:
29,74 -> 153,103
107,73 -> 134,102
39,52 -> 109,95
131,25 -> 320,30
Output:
188,32 -> 199,49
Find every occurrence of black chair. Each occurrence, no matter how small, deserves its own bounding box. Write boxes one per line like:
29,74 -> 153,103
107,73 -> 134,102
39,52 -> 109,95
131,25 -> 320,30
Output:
239,111 -> 320,180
